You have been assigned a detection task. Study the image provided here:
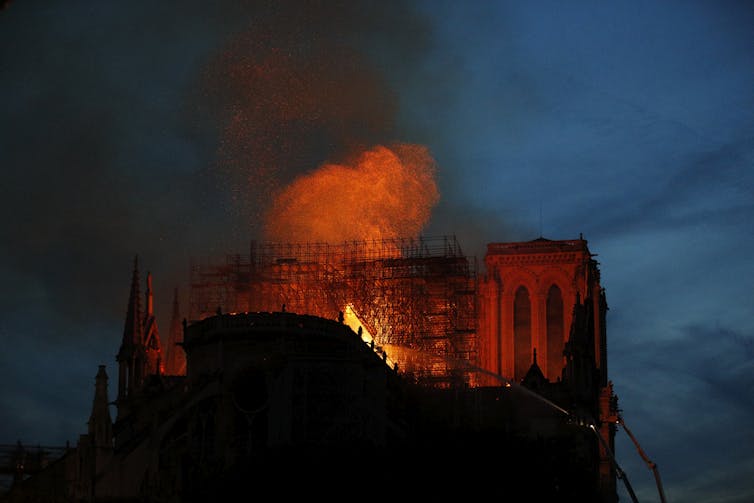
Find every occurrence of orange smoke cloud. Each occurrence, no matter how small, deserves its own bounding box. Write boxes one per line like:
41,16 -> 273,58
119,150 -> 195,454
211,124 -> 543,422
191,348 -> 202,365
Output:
263,144 -> 440,244
201,29 -> 397,238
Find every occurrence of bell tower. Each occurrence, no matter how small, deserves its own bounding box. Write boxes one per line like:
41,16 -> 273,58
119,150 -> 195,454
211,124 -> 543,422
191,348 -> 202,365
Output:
478,235 -> 615,502
478,236 -> 607,385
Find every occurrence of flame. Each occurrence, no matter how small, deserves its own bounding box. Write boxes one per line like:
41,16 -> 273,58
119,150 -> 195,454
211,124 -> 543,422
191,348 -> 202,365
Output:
342,304 -> 374,346
263,144 -> 440,244
343,304 -> 400,371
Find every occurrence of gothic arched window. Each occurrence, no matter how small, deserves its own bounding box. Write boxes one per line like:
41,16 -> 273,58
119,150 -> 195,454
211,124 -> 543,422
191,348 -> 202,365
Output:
514,286 -> 531,380
546,284 -> 564,380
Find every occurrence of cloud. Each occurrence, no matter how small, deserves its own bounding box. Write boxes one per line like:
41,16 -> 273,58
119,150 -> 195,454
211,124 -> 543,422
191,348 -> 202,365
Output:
581,137 -> 754,239
612,322 -> 754,502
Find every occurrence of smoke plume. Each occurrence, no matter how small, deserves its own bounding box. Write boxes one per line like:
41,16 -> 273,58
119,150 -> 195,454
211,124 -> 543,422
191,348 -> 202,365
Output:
198,1 -> 432,242
264,144 -> 440,243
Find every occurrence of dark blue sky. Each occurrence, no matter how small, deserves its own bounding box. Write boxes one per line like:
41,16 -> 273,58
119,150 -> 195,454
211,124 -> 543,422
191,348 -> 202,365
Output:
1,1 -> 752,501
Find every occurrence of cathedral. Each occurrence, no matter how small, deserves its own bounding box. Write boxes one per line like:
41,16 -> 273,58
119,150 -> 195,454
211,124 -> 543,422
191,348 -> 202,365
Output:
2,235 -> 619,502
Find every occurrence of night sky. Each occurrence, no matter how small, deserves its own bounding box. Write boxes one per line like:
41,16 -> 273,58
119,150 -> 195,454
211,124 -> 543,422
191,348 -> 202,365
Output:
2,1 -> 753,501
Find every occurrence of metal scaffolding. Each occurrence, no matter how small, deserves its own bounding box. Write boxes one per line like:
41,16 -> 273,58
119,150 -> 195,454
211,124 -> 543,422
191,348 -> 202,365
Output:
189,236 -> 478,385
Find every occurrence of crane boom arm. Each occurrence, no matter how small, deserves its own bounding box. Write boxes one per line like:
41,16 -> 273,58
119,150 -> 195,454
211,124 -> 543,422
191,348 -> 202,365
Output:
618,415 -> 667,503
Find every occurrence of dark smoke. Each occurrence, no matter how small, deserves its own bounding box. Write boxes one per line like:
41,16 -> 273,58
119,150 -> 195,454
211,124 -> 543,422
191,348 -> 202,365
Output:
0,0 -> 434,344
197,1 -> 434,242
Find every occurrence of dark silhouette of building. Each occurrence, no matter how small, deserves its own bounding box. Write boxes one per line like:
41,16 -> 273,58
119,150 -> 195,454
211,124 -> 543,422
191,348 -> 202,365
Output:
1,235 -> 619,502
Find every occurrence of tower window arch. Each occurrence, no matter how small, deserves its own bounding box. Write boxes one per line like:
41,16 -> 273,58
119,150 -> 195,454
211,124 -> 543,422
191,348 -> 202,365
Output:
514,285 -> 531,381
546,284 -> 564,380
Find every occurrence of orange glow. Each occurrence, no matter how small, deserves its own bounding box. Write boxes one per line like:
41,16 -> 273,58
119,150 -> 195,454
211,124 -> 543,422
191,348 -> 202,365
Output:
342,304 -> 401,372
343,304 -> 374,346
263,144 -> 440,244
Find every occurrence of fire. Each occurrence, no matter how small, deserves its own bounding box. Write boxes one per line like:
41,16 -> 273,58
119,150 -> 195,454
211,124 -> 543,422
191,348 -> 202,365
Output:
343,303 -> 400,371
263,144 -> 440,244
342,304 -> 374,346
